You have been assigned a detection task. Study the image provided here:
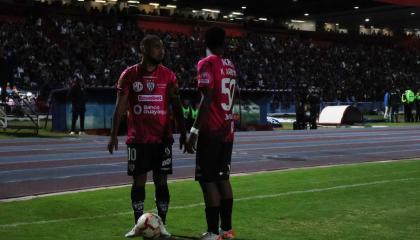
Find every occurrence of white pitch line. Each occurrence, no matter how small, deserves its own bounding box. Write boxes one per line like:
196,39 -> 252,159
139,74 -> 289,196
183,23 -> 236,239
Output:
0,177 -> 417,228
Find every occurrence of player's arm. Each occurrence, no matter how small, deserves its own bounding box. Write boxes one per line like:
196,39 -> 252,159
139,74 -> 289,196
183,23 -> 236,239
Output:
107,77 -> 129,154
169,83 -> 187,152
185,86 -> 213,153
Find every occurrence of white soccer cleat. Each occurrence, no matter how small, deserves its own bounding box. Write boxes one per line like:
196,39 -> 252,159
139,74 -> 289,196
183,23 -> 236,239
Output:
159,224 -> 171,238
200,232 -> 222,240
124,225 -> 141,238
79,131 -> 85,136
69,131 -> 76,135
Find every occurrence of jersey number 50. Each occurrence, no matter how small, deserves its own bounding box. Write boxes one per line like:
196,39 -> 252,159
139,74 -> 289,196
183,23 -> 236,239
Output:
221,78 -> 236,111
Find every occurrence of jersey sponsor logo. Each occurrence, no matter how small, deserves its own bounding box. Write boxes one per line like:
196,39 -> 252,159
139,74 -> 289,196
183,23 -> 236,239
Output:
143,105 -> 167,115
132,82 -> 143,92
164,147 -> 171,156
133,104 -> 166,115
146,80 -> 155,92
133,105 -> 142,115
199,71 -> 211,84
161,157 -> 172,167
226,68 -> 237,76
157,83 -> 167,89
138,95 -> 163,102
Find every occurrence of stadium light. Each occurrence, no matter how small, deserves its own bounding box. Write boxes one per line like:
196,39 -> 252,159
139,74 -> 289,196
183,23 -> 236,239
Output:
127,0 -> 139,3
166,4 -> 177,8
304,13 -> 309,16
95,0 -> 106,3
202,8 -> 220,13
258,17 -> 268,21
77,0 -> 84,2
232,12 -> 243,15
354,6 -> 359,9
291,19 -> 305,23
365,18 -> 370,22
149,2 -> 159,7
411,12 -> 416,16
241,6 -> 246,9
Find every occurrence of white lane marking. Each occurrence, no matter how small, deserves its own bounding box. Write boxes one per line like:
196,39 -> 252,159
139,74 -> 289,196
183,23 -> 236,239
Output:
0,177 -> 417,228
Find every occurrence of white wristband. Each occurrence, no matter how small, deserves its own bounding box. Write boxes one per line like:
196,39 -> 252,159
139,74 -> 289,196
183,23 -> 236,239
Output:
190,127 -> 199,135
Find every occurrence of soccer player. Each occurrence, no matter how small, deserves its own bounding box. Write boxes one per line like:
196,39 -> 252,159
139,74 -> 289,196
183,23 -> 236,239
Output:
107,34 -> 186,238
186,27 -> 237,240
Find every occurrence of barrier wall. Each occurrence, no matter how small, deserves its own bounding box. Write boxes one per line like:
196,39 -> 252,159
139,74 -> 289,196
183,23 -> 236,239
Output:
50,88 -> 272,131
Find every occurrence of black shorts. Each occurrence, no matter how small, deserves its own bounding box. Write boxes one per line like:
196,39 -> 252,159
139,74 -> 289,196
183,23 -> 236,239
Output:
126,143 -> 173,176
195,135 -> 233,182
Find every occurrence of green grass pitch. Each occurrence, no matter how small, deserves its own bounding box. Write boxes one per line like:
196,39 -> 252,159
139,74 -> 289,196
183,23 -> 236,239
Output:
1,159 -> 419,239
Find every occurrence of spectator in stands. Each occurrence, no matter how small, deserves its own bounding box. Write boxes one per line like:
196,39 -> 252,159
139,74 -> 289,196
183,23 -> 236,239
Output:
68,75 -> 86,135
389,88 -> 401,123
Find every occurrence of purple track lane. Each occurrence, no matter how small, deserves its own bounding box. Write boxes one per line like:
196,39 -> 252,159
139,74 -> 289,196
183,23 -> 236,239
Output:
1,126 -> 420,200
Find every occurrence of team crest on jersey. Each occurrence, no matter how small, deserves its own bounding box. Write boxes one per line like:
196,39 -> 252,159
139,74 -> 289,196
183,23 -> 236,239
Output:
146,80 -> 155,92
132,82 -> 143,92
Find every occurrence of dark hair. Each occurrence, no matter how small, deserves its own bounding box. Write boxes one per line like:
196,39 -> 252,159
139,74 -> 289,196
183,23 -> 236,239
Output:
140,34 -> 161,52
205,26 -> 226,51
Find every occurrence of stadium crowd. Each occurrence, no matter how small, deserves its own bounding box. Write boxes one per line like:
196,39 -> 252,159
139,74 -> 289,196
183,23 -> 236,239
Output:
1,16 -> 420,102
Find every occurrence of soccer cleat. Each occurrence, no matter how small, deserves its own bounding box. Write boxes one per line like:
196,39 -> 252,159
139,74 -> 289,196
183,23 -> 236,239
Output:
69,131 -> 76,135
159,224 -> 172,238
200,232 -> 222,240
79,131 -> 85,136
124,225 -> 141,238
219,229 -> 236,239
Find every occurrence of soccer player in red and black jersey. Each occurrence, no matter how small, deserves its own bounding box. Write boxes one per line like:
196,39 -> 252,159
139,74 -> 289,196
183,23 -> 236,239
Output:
186,27 -> 237,240
107,35 -> 186,238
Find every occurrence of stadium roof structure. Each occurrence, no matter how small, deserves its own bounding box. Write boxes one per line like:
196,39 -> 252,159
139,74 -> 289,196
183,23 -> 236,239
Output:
167,0 -> 420,30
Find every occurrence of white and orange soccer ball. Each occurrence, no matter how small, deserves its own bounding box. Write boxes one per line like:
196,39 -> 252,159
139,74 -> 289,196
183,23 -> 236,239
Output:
136,212 -> 162,239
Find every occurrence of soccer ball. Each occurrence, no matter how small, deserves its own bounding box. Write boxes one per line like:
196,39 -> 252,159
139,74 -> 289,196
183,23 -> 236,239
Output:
136,212 -> 162,239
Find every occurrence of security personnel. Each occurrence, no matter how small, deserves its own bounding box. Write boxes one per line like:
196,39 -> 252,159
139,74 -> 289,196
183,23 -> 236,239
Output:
416,90 -> 420,122
191,103 -> 199,122
402,89 -> 415,122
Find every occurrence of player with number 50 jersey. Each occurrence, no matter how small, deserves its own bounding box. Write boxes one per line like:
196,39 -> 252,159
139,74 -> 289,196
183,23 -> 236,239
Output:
197,51 -> 237,142
186,26 -> 237,240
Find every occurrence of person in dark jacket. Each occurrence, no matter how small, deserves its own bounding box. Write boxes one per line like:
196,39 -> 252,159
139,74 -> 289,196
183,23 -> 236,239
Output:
68,76 -> 86,135
389,88 -> 400,123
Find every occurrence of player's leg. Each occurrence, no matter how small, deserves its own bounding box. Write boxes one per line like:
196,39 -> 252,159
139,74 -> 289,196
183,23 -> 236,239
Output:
153,172 -> 170,224
131,174 -> 147,224
200,181 -> 221,235
70,108 -> 77,134
125,144 -> 152,238
153,142 -> 173,224
218,180 -> 233,234
79,109 -> 85,133
196,136 -> 224,239
148,143 -> 173,238
217,142 -> 235,239
128,143 -> 156,223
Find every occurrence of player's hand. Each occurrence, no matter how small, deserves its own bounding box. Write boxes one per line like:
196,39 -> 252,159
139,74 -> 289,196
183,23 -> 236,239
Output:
179,133 -> 187,152
107,136 -> 118,154
185,133 -> 198,154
